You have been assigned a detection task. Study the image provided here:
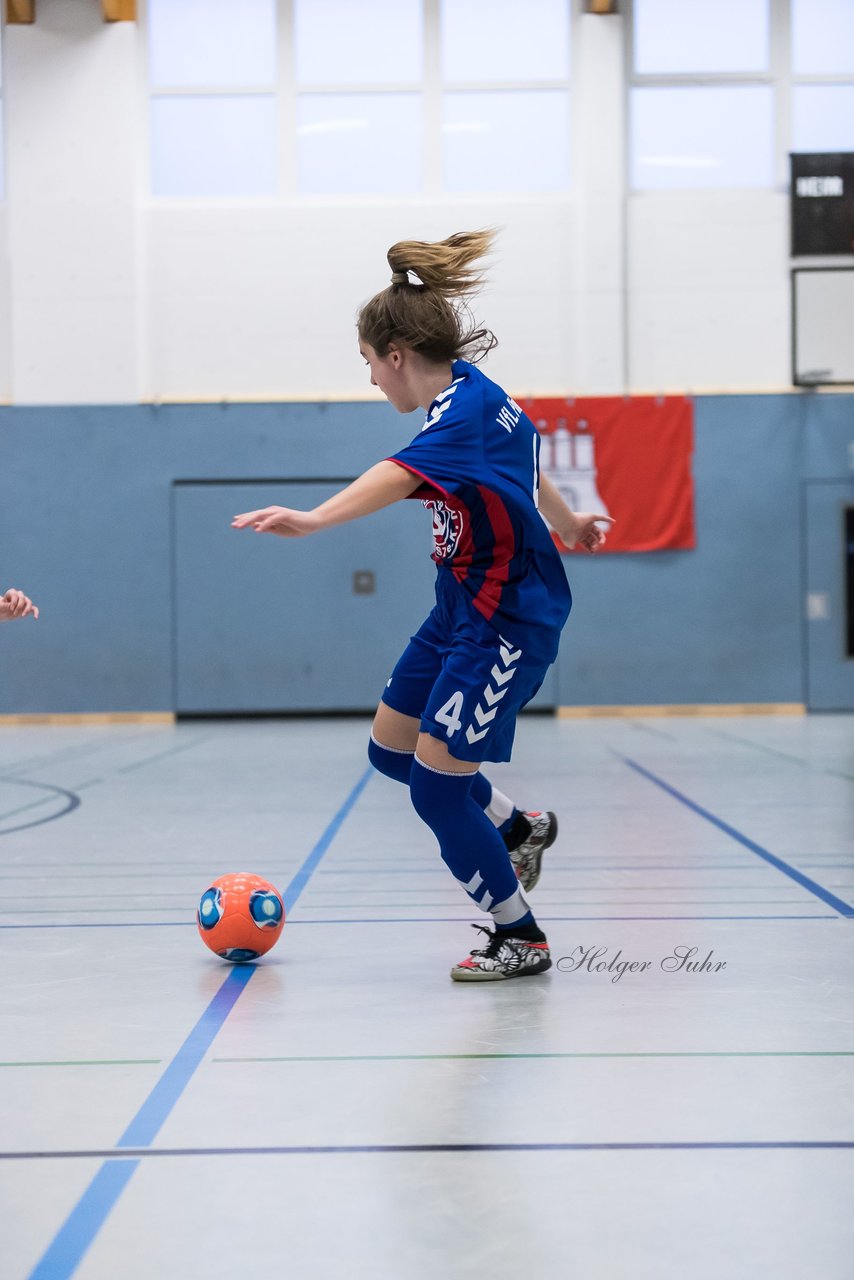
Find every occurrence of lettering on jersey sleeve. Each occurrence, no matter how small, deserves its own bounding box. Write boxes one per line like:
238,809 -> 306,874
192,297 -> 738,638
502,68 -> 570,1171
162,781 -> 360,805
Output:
423,497 -> 464,560
422,378 -> 464,431
496,396 -> 523,434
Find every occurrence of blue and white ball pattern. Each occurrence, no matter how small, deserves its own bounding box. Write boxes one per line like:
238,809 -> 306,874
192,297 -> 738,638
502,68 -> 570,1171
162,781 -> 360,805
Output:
249,889 -> 285,929
197,886 -> 223,931
196,873 -> 286,964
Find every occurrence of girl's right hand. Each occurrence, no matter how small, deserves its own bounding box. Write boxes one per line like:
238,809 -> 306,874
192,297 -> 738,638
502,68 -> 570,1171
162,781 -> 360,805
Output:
0,588 -> 39,621
231,506 -> 320,537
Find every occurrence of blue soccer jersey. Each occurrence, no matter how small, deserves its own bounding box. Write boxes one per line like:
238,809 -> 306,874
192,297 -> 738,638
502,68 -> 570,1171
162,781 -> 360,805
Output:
387,359 -> 572,662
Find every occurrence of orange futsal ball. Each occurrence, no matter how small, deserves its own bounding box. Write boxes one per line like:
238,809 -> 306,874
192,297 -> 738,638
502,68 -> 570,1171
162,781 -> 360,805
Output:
196,872 -> 285,963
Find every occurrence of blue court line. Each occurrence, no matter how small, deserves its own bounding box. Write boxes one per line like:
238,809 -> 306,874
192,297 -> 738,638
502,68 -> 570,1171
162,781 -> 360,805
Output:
6,1140 -> 854,1160
0,913 -> 839,932
265,914 -> 840,923
26,765 -> 373,1280
317,864 -> 845,873
280,767 -> 373,914
619,755 -> 854,919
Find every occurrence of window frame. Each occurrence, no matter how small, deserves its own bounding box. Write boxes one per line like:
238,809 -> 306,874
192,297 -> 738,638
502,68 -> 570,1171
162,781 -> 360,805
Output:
143,0 -> 575,201
626,0 -> 854,194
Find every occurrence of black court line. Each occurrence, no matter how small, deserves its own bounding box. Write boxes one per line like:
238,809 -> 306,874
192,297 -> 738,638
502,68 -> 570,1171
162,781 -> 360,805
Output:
630,721 -> 679,742
3,1140 -> 853,1161
25,765 -> 373,1280
0,779 -> 83,837
0,731 -> 157,781
708,727 -> 854,783
0,911 -> 839,931
0,732 -> 211,837
116,734 -> 215,774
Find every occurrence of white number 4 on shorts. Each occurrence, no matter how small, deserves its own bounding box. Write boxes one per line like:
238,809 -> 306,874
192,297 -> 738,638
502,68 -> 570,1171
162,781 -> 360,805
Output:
435,691 -> 464,738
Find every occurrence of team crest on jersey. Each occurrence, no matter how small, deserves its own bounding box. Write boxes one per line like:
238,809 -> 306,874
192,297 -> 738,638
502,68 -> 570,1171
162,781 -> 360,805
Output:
424,498 -> 464,560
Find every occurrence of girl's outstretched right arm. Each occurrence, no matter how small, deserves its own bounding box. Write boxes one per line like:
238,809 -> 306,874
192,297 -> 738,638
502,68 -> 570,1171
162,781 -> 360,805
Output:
232,460 -> 421,538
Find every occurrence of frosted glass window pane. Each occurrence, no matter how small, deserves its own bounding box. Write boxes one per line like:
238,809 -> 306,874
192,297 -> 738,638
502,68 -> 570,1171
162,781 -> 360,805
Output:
297,94 -> 423,195
149,0 -> 275,88
443,91 -> 570,193
793,86 -> 854,152
441,0 -> 570,82
634,0 -> 769,73
792,0 -> 854,75
295,0 -> 422,85
631,87 -> 774,188
151,97 -> 276,197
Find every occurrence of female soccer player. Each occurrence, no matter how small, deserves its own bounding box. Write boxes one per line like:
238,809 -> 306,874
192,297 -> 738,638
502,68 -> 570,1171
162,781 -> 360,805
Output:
233,231 -> 612,981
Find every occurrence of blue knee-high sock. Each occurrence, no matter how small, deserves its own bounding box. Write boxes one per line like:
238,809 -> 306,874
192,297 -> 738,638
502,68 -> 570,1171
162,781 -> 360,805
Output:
408,756 -> 534,929
368,735 -> 415,784
368,736 -> 518,832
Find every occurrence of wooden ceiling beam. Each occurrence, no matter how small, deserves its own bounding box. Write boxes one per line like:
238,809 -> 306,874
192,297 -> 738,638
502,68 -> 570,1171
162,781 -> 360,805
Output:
101,0 -> 136,20
6,0 -> 35,23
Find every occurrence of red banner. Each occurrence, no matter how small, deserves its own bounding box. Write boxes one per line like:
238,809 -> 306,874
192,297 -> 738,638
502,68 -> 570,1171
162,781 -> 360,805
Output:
523,396 -> 696,553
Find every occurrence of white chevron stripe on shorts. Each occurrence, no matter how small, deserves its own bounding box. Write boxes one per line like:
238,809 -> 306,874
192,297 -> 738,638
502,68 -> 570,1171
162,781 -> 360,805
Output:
464,636 -> 523,746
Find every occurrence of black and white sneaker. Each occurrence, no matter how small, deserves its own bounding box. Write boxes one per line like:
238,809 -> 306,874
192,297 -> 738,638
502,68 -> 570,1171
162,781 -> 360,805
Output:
506,811 -> 558,892
450,924 -> 552,982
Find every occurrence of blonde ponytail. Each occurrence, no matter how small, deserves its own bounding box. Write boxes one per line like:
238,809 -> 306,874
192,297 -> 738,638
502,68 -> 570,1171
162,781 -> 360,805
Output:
358,229 -> 498,365
387,230 -> 495,298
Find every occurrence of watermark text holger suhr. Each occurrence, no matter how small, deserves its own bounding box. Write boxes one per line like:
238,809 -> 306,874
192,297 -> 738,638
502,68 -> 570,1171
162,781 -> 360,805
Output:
557,945 -> 727,984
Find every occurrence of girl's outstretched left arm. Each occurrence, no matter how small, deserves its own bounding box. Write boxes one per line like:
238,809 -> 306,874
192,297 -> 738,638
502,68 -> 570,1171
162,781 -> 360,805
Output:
232,461 -> 421,538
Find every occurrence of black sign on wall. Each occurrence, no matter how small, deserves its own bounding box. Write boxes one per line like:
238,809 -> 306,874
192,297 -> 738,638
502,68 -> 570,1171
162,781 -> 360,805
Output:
790,153 -> 854,257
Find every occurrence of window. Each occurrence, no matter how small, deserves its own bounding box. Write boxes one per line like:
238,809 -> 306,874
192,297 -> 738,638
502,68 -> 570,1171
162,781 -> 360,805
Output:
295,0 -> 422,85
443,91 -> 570,193
630,0 -> 854,190
296,94 -> 424,196
440,0 -> 571,194
791,0 -> 854,154
792,0 -> 854,76
631,86 -> 775,189
633,0 -> 769,75
148,0 -> 572,199
630,0 -> 774,191
792,85 -> 854,152
151,97 -> 277,198
148,0 -> 277,197
440,0 -> 570,82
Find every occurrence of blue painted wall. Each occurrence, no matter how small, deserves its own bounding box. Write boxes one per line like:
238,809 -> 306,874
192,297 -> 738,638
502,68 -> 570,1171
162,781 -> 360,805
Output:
1,393 -> 852,714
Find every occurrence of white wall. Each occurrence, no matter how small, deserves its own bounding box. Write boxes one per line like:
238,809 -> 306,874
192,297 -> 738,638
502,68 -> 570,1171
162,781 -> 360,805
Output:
0,3 -> 805,404
4,0 -> 140,405
628,191 -> 791,392
144,200 -> 581,402
0,206 -> 12,400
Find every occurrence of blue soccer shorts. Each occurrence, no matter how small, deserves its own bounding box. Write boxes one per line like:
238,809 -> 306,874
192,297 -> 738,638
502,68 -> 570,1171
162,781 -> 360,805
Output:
380,575 -> 553,764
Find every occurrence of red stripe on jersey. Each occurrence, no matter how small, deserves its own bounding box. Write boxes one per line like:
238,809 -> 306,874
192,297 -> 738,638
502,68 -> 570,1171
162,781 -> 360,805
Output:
471,484 -> 515,622
441,492 -> 475,574
385,459 -> 452,500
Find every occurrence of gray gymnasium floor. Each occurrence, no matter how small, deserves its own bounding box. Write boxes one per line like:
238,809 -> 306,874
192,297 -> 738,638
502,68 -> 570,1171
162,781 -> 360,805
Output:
1,713 -> 853,1280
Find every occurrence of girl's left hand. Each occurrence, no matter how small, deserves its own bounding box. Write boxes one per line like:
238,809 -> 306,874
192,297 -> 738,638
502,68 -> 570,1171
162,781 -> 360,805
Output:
561,513 -> 615,553
231,506 -> 319,537
0,588 -> 39,621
